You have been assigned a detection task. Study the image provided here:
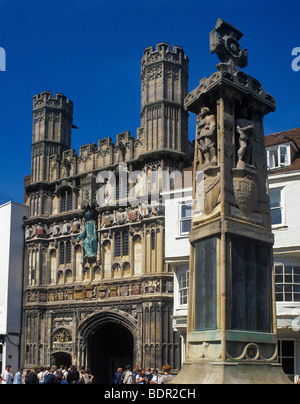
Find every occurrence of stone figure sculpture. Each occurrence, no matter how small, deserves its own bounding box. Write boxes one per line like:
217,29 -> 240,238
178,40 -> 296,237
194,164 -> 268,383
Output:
196,107 -> 217,164
236,108 -> 254,167
76,208 -> 97,258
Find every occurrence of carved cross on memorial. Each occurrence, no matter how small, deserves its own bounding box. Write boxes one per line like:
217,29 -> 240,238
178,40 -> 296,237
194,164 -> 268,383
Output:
210,18 -> 248,72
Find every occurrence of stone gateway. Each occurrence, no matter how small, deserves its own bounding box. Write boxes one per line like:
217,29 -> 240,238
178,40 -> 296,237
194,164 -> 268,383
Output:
22,43 -> 191,383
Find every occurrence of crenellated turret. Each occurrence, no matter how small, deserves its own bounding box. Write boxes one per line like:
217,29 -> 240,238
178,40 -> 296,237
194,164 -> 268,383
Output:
140,43 -> 189,154
31,91 -> 74,183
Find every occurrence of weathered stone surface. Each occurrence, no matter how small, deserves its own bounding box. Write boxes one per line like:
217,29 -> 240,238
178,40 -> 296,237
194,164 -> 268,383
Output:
170,362 -> 292,384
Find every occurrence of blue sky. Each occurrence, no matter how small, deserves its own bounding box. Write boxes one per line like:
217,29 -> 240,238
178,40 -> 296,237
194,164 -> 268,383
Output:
0,0 -> 300,204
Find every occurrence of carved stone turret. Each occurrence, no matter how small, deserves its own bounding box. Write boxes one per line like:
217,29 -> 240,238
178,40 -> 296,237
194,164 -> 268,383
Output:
31,91 -> 74,183
140,43 -> 189,155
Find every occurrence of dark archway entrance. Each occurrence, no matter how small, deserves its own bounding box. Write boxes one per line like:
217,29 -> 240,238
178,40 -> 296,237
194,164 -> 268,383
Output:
52,352 -> 72,368
88,322 -> 134,384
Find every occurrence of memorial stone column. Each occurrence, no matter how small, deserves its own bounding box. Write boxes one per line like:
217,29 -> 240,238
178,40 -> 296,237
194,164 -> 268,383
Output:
171,19 -> 291,384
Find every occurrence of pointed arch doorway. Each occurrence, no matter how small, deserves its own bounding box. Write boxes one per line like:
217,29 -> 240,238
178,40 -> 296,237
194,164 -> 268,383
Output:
88,322 -> 134,384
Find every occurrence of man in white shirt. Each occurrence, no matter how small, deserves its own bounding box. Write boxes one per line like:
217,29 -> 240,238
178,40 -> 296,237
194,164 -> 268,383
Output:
1,365 -> 14,384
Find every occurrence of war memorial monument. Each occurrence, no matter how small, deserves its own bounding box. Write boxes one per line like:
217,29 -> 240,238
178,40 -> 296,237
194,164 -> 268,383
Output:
170,19 -> 291,384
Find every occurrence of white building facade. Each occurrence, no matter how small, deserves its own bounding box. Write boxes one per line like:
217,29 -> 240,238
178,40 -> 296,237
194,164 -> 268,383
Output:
0,201 -> 28,374
162,169 -> 192,365
266,129 -> 300,383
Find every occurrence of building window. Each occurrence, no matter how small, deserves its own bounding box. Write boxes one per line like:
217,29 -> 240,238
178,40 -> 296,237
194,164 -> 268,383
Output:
60,241 -> 72,266
61,194 -> 67,213
275,264 -> 300,302
180,203 -> 192,235
267,145 -> 290,169
178,270 -> 189,306
278,340 -> 295,382
115,175 -> 129,202
67,192 -> 73,211
60,243 -> 65,265
66,241 -> 71,264
115,231 -> 129,257
61,189 -> 73,213
116,177 -> 120,201
270,188 -> 283,226
115,232 -> 121,257
123,230 -> 129,256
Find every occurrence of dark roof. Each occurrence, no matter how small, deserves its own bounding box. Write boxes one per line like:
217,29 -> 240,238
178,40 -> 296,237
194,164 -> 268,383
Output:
265,127 -> 300,150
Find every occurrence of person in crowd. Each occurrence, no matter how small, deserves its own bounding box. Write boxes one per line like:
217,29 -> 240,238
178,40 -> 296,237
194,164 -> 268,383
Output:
13,368 -> 23,385
160,364 -> 174,384
113,367 -> 123,384
150,369 -> 161,384
37,367 -> 45,384
132,365 -> 139,384
135,368 -> 148,384
145,367 -> 153,383
51,365 -> 58,376
55,369 -> 64,384
1,365 -> 14,384
27,366 -> 39,384
44,369 -> 56,384
67,365 -> 80,384
85,369 -> 94,384
62,366 -> 68,379
25,370 -> 32,385
79,368 -> 88,384
122,365 -> 133,384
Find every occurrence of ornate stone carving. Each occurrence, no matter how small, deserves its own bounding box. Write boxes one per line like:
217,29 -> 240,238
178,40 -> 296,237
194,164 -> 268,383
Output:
210,18 -> 248,72
236,108 -> 254,168
203,166 -> 221,215
196,107 -> 217,165
232,168 -> 258,216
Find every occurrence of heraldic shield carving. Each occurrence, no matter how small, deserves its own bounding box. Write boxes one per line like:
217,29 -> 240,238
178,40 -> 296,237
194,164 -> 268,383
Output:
203,166 -> 220,215
232,167 -> 258,216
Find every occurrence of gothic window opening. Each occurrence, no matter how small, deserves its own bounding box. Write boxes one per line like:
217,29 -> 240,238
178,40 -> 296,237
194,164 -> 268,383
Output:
68,192 -> 73,211
60,240 -> 72,267
115,175 -> 129,201
115,232 -> 121,257
66,240 -> 72,263
61,189 -> 73,213
60,242 -> 65,265
116,177 -> 120,201
123,230 -> 129,256
61,193 -> 67,212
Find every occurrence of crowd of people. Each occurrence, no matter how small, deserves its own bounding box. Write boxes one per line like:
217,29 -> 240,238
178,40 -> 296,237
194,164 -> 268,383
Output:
1,364 -> 94,384
1,363 -> 174,384
113,364 -> 174,385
